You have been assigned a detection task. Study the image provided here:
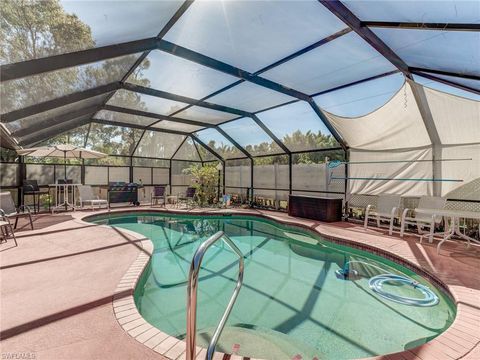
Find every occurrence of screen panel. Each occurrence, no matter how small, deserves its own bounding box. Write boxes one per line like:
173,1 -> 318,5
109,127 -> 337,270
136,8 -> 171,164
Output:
261,32 -> 395,95
3,93 -> 108,135
164,0 -> 345,73
194,139 -> 220,161
133,167 -> 152,185
126,50 -> 239,99
2,1 -> 183,63
37,125 -> 90,147
207,82 -> 294,112
107,89 -> 188,116
2,54 -> 140,113
256,101 -> 339,152
414,75 -> 480,101
194,128 -> 245,159
84,166 -> 108,185
225,158 -> 251,188
86,123 -> 143,155
344,1 -> 480,23
134,130 -> 186,158
173,106 -> 238,124
253,155 -> 289,190
314,73 -> 405,117
109,167 -> 129,183
292,150 -> 345,193
93,109 -> 158,127
151,121 -> 204,133
172,138 -> 201,161
372,29 -> 480,77
219,118 -> 284,156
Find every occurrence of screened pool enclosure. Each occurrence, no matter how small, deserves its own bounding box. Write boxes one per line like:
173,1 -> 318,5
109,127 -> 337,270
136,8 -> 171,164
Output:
1,0 -> 479,211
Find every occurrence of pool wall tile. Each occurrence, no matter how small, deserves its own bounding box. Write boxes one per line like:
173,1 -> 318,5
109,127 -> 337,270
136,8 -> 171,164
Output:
79,208 -> 479,360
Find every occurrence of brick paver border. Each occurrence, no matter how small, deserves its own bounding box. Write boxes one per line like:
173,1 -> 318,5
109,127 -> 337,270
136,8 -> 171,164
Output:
79,208 -> 479,360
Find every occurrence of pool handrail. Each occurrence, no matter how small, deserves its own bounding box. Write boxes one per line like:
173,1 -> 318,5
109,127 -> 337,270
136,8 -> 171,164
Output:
186,231 -> 244,360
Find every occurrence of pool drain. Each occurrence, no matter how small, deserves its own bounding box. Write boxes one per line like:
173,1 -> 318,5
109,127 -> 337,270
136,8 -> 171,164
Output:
369,274 -> 439,307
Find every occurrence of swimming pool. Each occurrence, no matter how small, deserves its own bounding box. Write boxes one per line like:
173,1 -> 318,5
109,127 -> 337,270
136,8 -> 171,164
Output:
90,212 -> 455,359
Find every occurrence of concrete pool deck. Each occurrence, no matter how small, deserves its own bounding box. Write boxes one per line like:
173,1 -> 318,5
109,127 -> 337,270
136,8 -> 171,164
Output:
0,206 -> 479,360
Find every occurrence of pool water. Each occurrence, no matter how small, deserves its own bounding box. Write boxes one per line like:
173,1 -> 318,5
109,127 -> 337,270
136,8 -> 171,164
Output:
90,213 -> 456,359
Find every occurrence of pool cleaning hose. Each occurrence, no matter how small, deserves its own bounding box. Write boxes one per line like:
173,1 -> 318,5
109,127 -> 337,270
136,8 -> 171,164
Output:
369,274 -> 439,307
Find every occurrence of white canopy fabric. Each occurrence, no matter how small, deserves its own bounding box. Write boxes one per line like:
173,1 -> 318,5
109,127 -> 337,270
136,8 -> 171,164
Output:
323,82 -> 479,198
421,85 -> 480,145
17,144 -> 106,159
325,82 -> 431,151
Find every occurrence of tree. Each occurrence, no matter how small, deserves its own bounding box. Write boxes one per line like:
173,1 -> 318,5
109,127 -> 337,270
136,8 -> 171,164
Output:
183,163 -> 219,205
1,0 -> 94,112
199,130 -> 342,164
1,0 -> 151,158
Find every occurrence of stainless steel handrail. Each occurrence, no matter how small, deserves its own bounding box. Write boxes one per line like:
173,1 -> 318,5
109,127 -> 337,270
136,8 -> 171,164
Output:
186,231 -> 244,360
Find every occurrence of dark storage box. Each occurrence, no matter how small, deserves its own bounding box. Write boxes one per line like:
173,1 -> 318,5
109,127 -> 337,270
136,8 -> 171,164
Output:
288,195 -> 342,222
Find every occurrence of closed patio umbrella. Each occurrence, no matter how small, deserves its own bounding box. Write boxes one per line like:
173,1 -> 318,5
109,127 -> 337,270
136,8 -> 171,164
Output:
17,144 -> 107,180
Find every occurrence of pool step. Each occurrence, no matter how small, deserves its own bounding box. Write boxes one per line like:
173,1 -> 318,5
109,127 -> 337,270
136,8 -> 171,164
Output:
197,325 -> 324,360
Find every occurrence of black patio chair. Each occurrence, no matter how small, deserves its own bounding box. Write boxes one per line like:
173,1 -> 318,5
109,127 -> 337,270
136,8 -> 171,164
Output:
22,179 -> 50,213
151,185 -> 167,207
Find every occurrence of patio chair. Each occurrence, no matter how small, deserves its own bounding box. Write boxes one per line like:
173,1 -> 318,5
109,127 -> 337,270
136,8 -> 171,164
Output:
22,179 -> 50,213
364,194 -> 402,235
400,196 -> 446,243
0,210 -> 18,246
0,191 -> 33,230
151,185 -> 166,207
77,185 -> 108,210
178,187 -> 196,209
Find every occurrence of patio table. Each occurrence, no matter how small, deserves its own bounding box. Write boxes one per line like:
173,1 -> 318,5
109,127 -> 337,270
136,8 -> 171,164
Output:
49,183 -> 81,213
415,208 -> 480,253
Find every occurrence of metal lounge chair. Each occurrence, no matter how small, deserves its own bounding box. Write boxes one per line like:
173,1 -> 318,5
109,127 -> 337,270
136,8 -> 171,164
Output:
364,194 -> 402,235
151,185 -> 167,207
0,209 -> 18,246
400,196 -> 446,243
77,185 -> 108,210
0,191 -> 33,230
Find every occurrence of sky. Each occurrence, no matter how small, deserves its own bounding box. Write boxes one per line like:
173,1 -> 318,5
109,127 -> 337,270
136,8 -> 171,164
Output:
58,0 -> 479,149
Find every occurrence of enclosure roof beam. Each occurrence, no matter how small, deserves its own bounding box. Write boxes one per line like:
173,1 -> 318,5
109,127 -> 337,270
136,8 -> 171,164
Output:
169,137 -> 188,160
0,126 -> 19,149
190,134 -> 224,162
103,104 -> 214,129
411,71 -> 480,95
409,67 -> 480,81
122,83 -> 250,117
362,21 -> 480,32
91,119 -> 191,136
12,105 -> 102,138
310,70 -> 400,97
319,0 -> 411,78
250,114 -> 291,154
20,118 -> 91,147
0,82 -> 120,123
119,0 -> 194,85
214,126 -> 252,159
1,38 -> 159,82
0,1 -> 194,82
168,27 -> 352,119
191,136 -> 204,163
155,39 -> 346,149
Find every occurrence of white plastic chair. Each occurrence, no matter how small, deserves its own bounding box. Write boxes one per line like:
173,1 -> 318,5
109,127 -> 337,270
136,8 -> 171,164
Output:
400,196 -> 446,243
78,185 -> 108,210
364,194 -> 402,235
0,191 -> 33,230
